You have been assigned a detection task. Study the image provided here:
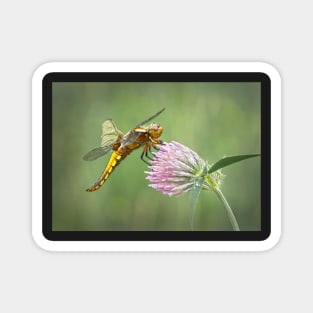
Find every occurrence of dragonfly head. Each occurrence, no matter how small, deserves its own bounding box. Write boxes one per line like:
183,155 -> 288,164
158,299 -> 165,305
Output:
149,123 -> 163,139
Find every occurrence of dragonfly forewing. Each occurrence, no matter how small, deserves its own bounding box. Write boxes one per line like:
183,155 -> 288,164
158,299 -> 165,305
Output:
101,119 -> 123,148
135,108 -> 165,127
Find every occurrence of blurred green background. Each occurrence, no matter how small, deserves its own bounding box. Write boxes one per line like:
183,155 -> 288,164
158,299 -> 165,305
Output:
52,82 -> 261,231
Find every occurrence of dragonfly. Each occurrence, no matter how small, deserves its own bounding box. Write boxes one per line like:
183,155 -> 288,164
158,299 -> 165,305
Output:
83,108 -> 165,192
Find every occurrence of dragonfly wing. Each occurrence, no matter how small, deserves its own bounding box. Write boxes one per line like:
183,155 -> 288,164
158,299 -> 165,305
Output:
101,119 -> 123,148
135,108 -> 165,127
83,119 -> 123,161
121,129 -> 141,147
83,146 -> 112,161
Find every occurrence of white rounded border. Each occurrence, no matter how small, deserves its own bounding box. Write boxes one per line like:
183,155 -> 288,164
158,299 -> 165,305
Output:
32,62 -> 281,252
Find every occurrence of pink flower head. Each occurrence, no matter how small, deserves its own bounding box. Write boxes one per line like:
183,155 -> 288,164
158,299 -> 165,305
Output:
146,141 -> 214,196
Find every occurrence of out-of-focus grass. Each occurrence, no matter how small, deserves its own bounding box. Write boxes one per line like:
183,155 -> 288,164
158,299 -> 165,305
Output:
52,82 -> 261,231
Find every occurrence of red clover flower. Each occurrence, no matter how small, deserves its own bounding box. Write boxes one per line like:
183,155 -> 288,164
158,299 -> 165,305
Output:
145,141 -> 223,196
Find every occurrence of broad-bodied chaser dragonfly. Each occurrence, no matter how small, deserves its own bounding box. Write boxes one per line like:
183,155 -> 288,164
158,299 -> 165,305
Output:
83,108 -> 165,192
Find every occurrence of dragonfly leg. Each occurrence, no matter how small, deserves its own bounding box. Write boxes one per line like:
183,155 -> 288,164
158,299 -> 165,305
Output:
145,149 -> 154,160
140,150 -> 151,165
140,144 -> 158,164
149,140 -> 164,152
147,146 -> 155,156
155,140 -> 165,150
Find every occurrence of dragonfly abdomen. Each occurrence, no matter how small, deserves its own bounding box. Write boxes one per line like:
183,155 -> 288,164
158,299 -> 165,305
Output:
86,150 -> 129,192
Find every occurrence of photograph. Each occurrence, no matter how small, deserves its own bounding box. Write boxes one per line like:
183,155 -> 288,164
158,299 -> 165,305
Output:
51,80 -> 261,232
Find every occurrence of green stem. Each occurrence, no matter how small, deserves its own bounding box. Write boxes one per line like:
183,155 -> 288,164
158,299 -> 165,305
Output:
214,187 -> 240,231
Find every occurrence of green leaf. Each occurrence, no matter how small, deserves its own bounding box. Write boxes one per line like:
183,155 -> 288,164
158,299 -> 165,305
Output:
208,154 -> 260,174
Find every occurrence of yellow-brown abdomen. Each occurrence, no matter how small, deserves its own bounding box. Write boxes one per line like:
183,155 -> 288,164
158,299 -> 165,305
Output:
86,150 -> 126,192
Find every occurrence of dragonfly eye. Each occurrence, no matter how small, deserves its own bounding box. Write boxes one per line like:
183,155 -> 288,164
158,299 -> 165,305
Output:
150,123 -> 160,130
149,123 -> 163,139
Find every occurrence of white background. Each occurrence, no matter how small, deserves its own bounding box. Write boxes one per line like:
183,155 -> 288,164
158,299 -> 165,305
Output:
0,1 -> 310,312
